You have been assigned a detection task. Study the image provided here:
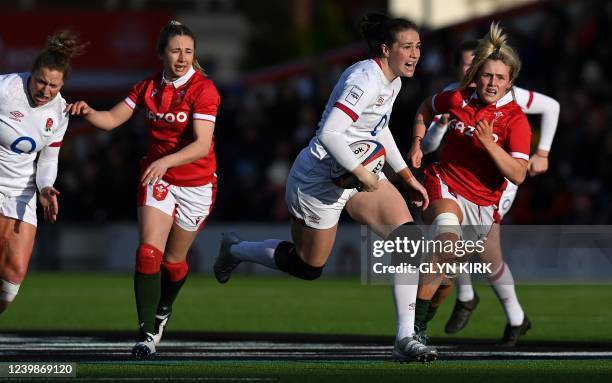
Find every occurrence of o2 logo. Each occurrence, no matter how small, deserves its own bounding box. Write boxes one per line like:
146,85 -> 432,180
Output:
10,137 -> 37,154
370,115 -> 388,137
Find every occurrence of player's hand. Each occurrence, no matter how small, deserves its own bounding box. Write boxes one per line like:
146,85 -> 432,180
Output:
65,101 -> 91,116
354,166 -> 379,192
408,140 -> 423,168
405,177 -> 429,210
474,119 -> 494,145
528,153 -> 548,176
141,158 -> 170,186
39,186 -> 60,223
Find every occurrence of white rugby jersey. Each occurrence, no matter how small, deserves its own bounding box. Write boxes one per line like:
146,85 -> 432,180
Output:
308,59 -> 401,164
0,73 -> 67,196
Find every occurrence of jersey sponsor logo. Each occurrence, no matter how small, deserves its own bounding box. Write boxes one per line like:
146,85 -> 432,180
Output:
147,110 -> 188,123
152,183 -> 169,201
375,96 -> 385,106
45,118 -> 53,132
449,119 -> 499,143
9,111 -> 24,122
10,136 -> 36,154
345,86 -> 364,106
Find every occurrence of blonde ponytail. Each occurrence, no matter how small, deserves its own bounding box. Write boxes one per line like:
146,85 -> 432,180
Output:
460,22 -> 521,89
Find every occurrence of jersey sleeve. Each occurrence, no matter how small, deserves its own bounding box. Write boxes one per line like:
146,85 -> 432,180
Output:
36,114 -> 68,191
124,80 -> 147,110
504,111 -> 532,161
513,86 -> 559,151
431,90 -> 457,114
332,71 -> 379,122
192,82 -> 221,123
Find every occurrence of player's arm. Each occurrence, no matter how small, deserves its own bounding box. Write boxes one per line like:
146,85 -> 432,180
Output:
66,100 -> 134,131
319,107 -> 378,192
36,118 -> 68,222
140,120 -> 214,186
474,116 -> 529,185
409,95 -> 436,168
421,114 -> 449,154
514,87 -> 560,175
377,127 -> 429,209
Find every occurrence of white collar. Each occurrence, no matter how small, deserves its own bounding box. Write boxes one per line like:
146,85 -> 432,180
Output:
162,66 -> 196,88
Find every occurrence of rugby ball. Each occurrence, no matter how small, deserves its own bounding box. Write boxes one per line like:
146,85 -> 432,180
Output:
331,140 -> 386,189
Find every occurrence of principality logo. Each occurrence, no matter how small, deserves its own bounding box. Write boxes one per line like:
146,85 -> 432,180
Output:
45,118 -> 53,132
9,111 -> 24,122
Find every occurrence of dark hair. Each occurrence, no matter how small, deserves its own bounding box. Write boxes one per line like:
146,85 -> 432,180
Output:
359,13 -> 418,57
157,20 -> 204,73
452,40 -> 479,69
31,30 -> 86,80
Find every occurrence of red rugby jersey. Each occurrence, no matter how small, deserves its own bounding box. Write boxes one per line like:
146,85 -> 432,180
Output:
124,67 -> 220,186
429,88 -> 531,205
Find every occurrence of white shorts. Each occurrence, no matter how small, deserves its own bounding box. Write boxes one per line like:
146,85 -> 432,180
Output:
285,148 -> 386,230
138,179 -> 217,232
424,169 -> 495,242
0,189 -> 37,227
497,181 -> 518,220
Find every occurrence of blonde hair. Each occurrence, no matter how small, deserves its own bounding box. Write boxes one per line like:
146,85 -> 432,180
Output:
460,22 -> 521,89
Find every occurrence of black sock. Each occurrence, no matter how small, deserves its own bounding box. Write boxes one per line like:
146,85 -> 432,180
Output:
414,298 -> 431,330
134,272 -> 161,335
157,271 -> 188,316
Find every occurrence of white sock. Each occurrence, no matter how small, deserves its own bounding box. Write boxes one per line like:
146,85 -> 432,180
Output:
455,272 -> 474,302
230,240 -> 282,270
488,263 -> 524,326
392,273 -> 419,341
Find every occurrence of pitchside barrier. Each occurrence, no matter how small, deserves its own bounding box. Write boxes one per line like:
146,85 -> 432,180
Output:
31,223 -> 612,283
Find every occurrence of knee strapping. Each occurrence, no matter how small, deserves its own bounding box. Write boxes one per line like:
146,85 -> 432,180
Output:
0,279 -> 20,302
273,241 -> 324,280
135,244 -> 163,275
430,212 -> 462,239
161,260 -> 189,282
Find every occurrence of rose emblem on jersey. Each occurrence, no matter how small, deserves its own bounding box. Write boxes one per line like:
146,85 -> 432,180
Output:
152,183 -> 169,201
45,118 -> 53,132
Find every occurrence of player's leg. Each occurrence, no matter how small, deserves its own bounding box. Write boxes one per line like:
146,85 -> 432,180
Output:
346,179 -> 437,362
480,223 -> 530,346
132,182 -> 175,359
152,222 -> 199,344
215,169 -> 344,283
0,215 -> 36,314
153,182 -> 217,344
412,198 -> 463,341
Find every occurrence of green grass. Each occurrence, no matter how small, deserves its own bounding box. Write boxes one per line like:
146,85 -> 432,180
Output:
1,272 -> 611,342
71,360 -> 612,382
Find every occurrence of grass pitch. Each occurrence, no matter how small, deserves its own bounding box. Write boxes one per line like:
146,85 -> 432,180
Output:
1,272 -> 611,341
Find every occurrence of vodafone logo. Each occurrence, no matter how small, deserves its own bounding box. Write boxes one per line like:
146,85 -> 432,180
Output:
449,119 -> 499,143
147,111 -> 188,123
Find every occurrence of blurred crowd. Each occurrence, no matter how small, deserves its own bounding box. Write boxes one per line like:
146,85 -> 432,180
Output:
56,0 -> 612,225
